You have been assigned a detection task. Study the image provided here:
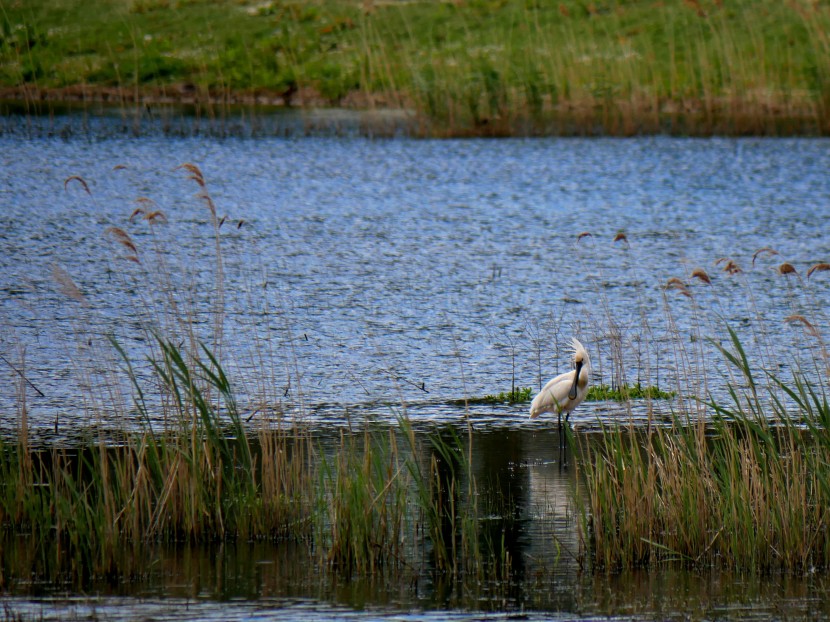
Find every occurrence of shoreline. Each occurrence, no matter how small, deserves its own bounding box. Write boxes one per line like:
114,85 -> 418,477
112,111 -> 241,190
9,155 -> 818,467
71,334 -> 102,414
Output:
1,85 -> 827,138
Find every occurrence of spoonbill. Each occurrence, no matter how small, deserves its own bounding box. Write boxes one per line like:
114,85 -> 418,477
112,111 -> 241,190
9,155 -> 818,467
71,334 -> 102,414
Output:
529,338 -> 591,450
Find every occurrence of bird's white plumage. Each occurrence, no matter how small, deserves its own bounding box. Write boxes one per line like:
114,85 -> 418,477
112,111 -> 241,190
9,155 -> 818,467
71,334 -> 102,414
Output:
529,338 -> 591,420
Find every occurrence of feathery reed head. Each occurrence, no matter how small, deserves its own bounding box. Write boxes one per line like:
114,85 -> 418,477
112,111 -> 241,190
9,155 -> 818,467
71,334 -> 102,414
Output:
104,226 -> 140,263
64,175 -> 91,195
807,263 -> 830,279
51,264 -> 86,303
715,257 -> 742,275
777,262 -> 797,276
177,163 -> 206,187
752,247 -> 779,267
665,277 -> 691,297
785,314 -> 820,338
691,268 -> 711,284
104,227 -> 137,254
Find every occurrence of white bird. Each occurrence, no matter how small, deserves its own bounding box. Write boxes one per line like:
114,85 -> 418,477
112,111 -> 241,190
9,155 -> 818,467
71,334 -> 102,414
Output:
529,338 -> 591,449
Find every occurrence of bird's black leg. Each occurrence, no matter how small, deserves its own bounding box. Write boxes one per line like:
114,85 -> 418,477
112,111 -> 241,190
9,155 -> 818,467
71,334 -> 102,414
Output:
558,411 -> 564,466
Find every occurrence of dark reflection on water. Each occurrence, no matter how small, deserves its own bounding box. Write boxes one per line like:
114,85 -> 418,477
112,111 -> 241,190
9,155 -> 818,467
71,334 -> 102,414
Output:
3,428 -> 830,620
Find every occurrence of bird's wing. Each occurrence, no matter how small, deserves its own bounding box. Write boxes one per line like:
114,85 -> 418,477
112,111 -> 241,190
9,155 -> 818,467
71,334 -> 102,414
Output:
529,371 -> 574,418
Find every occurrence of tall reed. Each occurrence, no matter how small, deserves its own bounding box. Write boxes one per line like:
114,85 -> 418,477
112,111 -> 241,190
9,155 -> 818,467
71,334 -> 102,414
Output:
580,323 -> 830,573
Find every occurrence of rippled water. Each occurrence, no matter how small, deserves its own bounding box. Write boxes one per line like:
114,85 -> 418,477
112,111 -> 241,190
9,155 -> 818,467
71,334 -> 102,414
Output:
2,125 -> 829,436
2,118 -> 830,619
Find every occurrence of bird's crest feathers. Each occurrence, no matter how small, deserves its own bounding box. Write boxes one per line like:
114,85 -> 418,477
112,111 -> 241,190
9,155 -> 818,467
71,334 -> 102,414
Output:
570,338 -> 587,362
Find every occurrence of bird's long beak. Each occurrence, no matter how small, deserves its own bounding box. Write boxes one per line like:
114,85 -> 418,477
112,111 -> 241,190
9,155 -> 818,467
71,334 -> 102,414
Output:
568,361 -> 582,400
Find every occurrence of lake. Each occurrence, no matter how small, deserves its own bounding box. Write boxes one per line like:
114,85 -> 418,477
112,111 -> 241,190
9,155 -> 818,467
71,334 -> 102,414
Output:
1,113 -> 830,619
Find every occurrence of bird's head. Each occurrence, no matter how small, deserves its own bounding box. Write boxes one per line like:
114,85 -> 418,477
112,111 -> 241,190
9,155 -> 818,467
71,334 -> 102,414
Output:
570,338 -> 589,367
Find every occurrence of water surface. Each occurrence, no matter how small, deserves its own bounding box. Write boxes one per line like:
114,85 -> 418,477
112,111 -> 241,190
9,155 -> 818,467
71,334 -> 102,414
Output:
2,127 -> 828,437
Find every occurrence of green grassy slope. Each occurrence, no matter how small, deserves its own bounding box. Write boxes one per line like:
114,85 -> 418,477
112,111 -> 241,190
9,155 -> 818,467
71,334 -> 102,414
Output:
2,0 -> 829,135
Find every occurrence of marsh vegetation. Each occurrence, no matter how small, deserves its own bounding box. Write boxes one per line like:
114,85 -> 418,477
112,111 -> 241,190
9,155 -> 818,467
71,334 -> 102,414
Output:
3,0 -> 830,136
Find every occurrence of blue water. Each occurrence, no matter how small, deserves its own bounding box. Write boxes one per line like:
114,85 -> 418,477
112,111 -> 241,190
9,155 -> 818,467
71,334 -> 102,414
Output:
2,129 -> 828,436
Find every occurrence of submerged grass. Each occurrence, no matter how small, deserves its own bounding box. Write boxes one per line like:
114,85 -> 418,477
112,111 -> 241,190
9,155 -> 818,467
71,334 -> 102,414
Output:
2,1 -> 830,135
585,383 -> 675,402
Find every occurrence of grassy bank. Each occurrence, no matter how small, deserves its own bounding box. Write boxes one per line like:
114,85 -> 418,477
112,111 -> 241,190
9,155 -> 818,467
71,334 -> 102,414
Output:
2,0 -> 830,136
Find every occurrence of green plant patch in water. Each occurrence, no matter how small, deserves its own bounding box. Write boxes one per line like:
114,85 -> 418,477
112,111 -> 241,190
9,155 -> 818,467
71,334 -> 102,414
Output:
459,384 -> 672,406
457,387 -> 533,405
586,383 -> 674,402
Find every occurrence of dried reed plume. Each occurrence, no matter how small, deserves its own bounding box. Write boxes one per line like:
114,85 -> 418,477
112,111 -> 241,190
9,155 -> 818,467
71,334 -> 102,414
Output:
51,264 -> 86,303
664,277 -> 691,297
777,262 -> 797,276
198,191 -> 218,219
146,211 -> 167,224
613,232 -> 628,244
577,231 -> 593,242
715,258 -> 742,275
104,226 -> 138,254
752,247 -> 779,266
104,226 -> 140,263
785,314 -> 821,338
129,209 -> 168,225
64,175 -> 91,195
807,263 -> 830,278
690,268 -> 711,284
177,163 -> 206,188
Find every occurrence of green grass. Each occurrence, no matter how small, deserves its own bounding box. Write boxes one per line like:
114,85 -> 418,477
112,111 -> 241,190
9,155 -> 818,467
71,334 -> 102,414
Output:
2,0 -> 830,135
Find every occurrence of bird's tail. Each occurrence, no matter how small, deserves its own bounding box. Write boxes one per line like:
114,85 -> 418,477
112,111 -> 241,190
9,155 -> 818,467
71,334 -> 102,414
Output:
529,395 -> 541,419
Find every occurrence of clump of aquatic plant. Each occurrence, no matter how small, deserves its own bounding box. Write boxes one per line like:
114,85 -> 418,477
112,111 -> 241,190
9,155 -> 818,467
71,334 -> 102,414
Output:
461,386 -> 533,405
580,327 -> 830,573
462,383 -> 671,407
317,426 -> 410,573
585,383 -> 675,402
